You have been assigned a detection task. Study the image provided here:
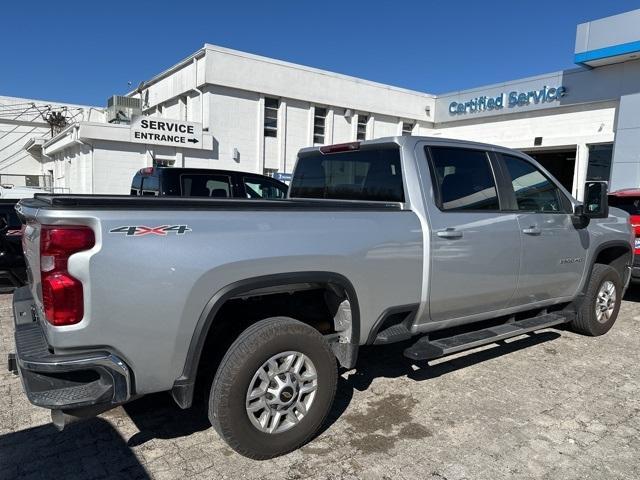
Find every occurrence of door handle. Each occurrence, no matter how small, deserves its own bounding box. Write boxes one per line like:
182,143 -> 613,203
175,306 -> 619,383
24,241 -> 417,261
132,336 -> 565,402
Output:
522,226 -> 542,235
437,228 -> 463,239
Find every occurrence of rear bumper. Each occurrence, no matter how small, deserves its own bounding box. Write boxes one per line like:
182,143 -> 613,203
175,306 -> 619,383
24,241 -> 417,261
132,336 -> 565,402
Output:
9,286 -> 132,411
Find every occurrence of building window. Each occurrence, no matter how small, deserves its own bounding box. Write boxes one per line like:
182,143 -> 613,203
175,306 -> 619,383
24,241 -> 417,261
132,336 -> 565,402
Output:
263,168 -> 279,177
264,97 -> 279,137
586,144 -> 613,182
313,107 -> 327,144
357,114 -> 368,141
25,175 -> 40,187
402,122 -> 414,136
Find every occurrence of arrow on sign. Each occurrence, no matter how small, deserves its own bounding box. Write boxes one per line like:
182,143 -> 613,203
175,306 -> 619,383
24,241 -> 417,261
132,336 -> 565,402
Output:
187,138 -> 199,144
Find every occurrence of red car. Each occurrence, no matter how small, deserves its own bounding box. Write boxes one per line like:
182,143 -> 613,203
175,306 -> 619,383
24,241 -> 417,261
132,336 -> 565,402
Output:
608,189 -> 640,281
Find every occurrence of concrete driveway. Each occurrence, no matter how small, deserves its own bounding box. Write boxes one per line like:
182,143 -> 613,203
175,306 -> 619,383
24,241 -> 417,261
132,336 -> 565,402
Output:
1,292 -> 639,479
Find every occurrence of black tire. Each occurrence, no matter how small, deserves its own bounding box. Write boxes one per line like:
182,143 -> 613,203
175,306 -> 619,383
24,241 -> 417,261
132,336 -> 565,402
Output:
209,316 -> 337,459
570,263 -> 622,336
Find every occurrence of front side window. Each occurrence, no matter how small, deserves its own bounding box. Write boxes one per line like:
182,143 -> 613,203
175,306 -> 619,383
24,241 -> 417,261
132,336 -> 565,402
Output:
180,174 -> 231,197
429,147 -> 499,211
290,148 -> 404,202
502,155 -> 564,212
243,177 -> 287,199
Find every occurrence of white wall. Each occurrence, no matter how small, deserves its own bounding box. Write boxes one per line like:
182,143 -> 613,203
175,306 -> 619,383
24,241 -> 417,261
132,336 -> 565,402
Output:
434,104 -> 617,150
331,108 -> 353,144
373,114 -> 401,138
201,45 -> 434,122
92,141 -> 148,194
284,99 -> 311,173
208,85 -> 261,172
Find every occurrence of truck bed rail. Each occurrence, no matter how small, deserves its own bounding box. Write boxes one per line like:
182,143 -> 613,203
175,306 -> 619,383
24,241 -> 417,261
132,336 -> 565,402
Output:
20,194 -> 404,211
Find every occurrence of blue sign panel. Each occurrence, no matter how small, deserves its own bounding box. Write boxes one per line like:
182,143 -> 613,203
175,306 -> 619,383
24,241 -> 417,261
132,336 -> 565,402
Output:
274,172 -> 293,182
449,85 -> 567,116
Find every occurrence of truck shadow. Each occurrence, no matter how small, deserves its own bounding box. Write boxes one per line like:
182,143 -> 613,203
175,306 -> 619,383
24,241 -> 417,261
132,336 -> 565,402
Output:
124,393 -> 211,447
122,330 -> 560,445
342,331 -> 561,394
623,285 -> 640,302
0,417 -> 150,479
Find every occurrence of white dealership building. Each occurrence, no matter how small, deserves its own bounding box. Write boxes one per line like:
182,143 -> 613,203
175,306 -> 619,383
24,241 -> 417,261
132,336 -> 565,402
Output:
3,8 -> 640,199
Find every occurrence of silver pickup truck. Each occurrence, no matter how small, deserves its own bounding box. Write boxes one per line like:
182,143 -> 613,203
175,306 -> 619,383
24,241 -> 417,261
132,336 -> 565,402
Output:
9,136 -> 634,459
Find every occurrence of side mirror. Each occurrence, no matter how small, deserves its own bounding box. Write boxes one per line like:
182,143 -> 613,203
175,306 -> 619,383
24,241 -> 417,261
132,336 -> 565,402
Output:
572,204 -> 589,229
581,181 -> 609,219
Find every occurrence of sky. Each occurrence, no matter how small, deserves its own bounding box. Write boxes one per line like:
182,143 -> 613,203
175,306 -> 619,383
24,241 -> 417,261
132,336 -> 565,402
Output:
1,1 -> 638,106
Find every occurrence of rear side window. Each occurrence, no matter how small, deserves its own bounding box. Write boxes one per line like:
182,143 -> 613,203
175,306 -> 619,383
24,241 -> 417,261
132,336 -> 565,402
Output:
180,174 -> 231,197
243,177 -> 287,199
502,155 -> 566,212
428,147 -> 499,211
140,175 -> 159,196
290,148 -> 404,202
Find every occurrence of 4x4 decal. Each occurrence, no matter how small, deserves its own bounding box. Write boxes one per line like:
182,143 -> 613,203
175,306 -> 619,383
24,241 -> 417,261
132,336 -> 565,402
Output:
109,225 -> 191,236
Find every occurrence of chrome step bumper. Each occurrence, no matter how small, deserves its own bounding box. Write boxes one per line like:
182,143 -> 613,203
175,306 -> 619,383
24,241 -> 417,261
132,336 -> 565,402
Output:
10,286 -> 132,410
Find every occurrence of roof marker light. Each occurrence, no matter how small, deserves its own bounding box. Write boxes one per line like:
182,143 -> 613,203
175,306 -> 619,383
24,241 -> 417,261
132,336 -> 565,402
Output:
319,142 -> 360,154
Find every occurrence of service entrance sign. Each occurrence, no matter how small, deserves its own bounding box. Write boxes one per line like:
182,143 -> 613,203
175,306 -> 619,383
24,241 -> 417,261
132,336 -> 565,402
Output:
130,117 -> 203,148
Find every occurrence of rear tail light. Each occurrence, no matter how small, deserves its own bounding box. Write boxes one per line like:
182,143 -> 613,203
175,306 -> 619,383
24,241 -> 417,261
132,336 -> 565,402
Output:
40,226 -> 95,326
630,215 -> 640,255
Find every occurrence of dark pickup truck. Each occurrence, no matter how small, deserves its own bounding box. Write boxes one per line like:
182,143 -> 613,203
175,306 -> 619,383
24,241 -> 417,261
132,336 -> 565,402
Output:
130,167 -> 288,199
0,199 -> 26,292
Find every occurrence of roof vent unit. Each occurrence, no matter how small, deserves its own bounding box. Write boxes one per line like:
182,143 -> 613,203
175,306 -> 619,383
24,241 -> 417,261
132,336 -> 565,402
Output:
106,95 -> 142,124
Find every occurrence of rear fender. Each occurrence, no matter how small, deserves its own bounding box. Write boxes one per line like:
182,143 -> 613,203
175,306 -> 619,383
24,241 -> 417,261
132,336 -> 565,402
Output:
171,271 -> 360,408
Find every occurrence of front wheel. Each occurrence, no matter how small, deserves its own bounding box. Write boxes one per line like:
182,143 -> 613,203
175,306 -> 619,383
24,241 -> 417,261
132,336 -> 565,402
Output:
570,263 -> 622,336
209,317 -> 337,459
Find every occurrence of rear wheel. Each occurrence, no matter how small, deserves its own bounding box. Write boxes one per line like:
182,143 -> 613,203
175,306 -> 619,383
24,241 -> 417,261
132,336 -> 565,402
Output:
209,317 -> 337,459
571,263 -> 622,336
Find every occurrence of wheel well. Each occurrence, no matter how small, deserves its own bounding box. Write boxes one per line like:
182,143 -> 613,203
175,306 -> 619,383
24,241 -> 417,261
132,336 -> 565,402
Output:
190,281 -> 355,405
594,245 -> 631,280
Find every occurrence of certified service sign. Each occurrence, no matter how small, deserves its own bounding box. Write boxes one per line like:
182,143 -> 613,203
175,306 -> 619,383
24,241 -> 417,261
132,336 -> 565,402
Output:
130,117 -> 203,148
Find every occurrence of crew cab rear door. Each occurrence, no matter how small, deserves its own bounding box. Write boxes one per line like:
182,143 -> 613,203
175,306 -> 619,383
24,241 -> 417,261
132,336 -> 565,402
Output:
496,153 -> 586,304
423,145 -> 521,322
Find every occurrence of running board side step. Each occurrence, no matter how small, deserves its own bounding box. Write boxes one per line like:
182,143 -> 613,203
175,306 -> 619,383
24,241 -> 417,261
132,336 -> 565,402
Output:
403,313 -> 572,361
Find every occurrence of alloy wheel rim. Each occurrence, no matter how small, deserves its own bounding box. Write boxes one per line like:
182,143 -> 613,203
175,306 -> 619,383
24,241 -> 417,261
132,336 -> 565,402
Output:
245,351 -> 318,434
595,280 -> 616,323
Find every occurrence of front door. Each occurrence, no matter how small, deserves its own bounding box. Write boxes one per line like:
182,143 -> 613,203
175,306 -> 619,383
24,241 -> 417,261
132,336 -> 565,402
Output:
425,146 -> 521,322
499,153 -> 587,304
